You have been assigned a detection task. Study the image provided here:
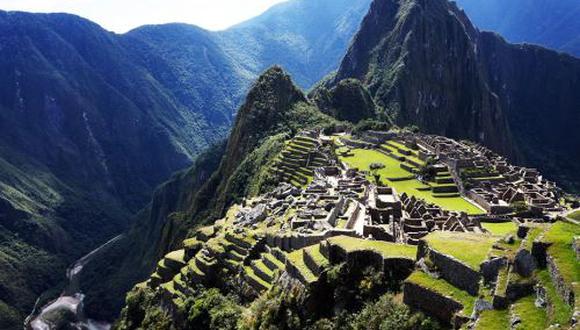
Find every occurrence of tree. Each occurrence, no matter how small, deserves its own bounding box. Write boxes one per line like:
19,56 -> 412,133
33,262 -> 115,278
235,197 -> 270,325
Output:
186,288 -> 242,330
348,294 -> 438,330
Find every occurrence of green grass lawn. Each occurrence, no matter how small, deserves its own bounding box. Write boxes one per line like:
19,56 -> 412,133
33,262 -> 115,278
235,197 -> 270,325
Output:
340,148 -> 413,179
425,232 -> 498,269
523,224 -> 548,250
542,221 -> 579,297
243,266 -> 272,290
512,295 -> 548,330
475,309 -> 510,330
183,237 -> 201,249
304,245 -> 329,267
567,210 -> 580,221
481,222 -> 517,236
165,249 -> 185,263
327,236 -> 417,259
336,219 -> 348,229
253,260 -> 274,278
339,149 -> 484,215
263,253 -> 285,270
382,143 -> 425,166
287,249 -> 318,283
406,271 -> 475,314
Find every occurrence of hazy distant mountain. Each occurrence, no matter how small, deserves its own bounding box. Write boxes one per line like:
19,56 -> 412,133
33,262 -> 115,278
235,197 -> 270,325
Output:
0,0 -> 371,326
456,0 -> 580,57
219,0 -> 373,88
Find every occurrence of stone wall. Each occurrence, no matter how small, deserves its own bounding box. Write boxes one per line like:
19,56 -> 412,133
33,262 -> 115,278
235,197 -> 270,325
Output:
286,259 -> 312,286
403,282 -> 465,326
532,241 -> 550,268
303,249 -> 323,276
340,138 -> 374,149
325,242 -> 415,281
546,255 -> 576,307
325,197 -> 345,227
266,229 -> 358,252
345,202 -> 361,229
363,225 -> 395,242
480,257 -> 506,284
419,242 -> 481,295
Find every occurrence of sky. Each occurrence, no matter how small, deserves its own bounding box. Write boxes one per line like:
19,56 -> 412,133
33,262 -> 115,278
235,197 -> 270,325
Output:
0,0 -> 289,33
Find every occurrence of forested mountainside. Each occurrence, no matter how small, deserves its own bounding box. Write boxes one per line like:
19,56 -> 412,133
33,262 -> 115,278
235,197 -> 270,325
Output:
0,0 -> 372,326
0,12 -> 197,327
219,0 -> 373,88
455,0 -> 580,57
325,0 -> 580,192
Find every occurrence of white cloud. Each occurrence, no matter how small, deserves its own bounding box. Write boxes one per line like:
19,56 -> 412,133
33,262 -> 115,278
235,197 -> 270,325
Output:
0,0 -> 289,32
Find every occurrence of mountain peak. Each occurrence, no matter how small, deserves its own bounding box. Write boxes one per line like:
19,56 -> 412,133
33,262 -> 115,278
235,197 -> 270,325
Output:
333,0 -> 513,154
225,66 -> 306,166
238,66 -> 306,119
332,0 -> 580,191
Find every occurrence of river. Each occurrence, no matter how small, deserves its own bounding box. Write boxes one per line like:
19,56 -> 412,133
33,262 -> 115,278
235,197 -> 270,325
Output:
25,234 -> 124,330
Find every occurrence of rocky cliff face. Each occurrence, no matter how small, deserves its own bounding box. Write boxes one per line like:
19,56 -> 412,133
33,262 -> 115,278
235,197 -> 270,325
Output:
332,0 -> 580,191
476,33 -> 580,189
333,0 -> 513,156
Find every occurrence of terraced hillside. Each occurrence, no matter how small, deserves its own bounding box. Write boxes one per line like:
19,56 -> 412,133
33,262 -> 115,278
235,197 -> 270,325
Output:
272,134 -> 330,187
115,128 -> 579,330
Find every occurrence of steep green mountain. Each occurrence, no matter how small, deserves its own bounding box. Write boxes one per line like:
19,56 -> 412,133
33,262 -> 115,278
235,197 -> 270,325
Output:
83,67 -> 337,320
6,0 -> 580,327
0,0 -> 372,326
326,0 -> 580,192
120,24 -> 250,126
455,0 -> 580,57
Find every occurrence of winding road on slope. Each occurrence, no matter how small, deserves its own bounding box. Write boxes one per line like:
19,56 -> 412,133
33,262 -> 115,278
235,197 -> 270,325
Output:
25,234 -> 124,330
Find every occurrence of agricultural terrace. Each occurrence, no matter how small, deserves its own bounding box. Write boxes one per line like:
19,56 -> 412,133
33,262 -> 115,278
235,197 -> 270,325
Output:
406,271 -> 475,315
424,231 -> 498,269
542,221 -> 580,298
327,236 -> 417,259
567,210 -> 580,221
338,148 -> 484,215
481,221 -> 517,236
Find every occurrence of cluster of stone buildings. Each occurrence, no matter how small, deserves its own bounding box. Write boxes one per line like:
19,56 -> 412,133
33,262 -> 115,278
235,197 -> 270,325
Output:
408,134 -> 563,218
232,131 -> 501,250
146,129 -> 575,328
